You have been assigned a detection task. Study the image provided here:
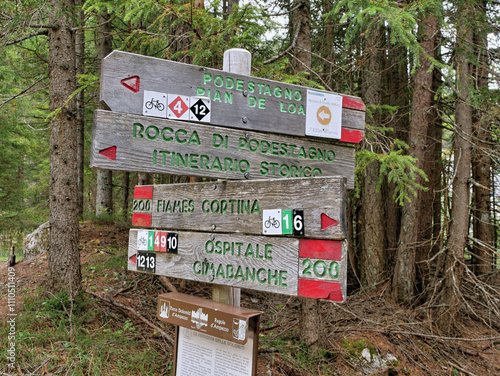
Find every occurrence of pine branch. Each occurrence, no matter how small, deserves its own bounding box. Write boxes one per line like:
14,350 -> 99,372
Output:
4,30 -> 48,46
0,76 -> 47,110
263,22 -> 301,65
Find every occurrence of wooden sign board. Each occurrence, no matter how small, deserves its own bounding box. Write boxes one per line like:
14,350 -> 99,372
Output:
131,176 -> 347,240
90,110 -> 356,189
157,292 -> 261,345
128,229 -> 348,301
101,50 -> 365,143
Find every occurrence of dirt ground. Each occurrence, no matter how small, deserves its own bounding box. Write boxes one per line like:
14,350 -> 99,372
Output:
1,221 -> 499,375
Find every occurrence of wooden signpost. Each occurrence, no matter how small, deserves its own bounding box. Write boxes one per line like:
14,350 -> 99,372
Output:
93,48 -> 362,375
128,176 -> 348,301
101,50 -> 365,144
90,110 -> 356,189
130,177 -> 347,240
129,229 -> 347,301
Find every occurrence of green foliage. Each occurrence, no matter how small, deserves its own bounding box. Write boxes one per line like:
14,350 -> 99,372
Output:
355,138 -> 429,206
84,0 -> 273,67
328,0 -> 444,70
0,288 -> 165,375
0,39 -> 49,230
342,338 -> 376,357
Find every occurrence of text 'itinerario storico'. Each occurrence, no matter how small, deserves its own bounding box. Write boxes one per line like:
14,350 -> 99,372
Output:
132,122 -> 337,179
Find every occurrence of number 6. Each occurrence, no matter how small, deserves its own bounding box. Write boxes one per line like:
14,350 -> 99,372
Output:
293,209 -> 304,235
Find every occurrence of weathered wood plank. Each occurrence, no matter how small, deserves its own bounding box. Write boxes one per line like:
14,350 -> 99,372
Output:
128,229 -> 347,301
90,110 -> 356,189
131,177 -> 347,240
101,50 -> 365,143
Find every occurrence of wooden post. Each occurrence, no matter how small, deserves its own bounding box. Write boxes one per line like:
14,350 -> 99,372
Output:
8,246 -> 15,267
212,49 -> 252,307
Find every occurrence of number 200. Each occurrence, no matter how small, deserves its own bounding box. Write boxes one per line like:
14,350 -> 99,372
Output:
302,259 -> 339,280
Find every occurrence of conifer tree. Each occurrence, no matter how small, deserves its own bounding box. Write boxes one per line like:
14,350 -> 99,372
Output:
47,0 -> 81,294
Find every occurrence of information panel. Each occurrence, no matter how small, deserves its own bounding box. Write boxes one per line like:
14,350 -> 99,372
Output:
176,327 -> 255,376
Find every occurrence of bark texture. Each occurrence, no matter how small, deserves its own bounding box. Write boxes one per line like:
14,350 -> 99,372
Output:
95,0 -> 113,216
435,0 -> 473,333
359,25 -> 387,290
393,15 -> 437,303
48,0 -> 81,294
471,0 -> 493,275
291,0 -> 312,72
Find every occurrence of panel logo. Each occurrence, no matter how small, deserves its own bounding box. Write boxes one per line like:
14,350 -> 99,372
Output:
159,300 -> 171,319
191,308 -> 209,330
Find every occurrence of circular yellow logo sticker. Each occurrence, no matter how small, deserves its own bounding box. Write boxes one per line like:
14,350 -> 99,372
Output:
317,106 -> 332,126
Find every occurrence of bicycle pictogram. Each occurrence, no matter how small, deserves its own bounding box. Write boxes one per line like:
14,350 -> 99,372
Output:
264,216 -> 280,229
145,98 -> 165,111
138,236 -> 148,247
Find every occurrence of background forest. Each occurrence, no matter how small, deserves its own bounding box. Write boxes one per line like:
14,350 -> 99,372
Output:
0,0 -> 499,360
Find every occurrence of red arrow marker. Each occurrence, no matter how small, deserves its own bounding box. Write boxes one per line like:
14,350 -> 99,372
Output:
321,213 -> 339,230
340,128 -> 364,143
129,254 -> 137,265
132,186 -> 153,227
99,145 -> 117,160
132,213 -> 152,227
342,96 -> 365,111
299,239 -> 342,260
121,76 -> 140,93
134,185 -> 153,199
298,280 -> 343,301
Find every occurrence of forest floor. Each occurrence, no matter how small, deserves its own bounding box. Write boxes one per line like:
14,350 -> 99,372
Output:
0,220 -> 499,375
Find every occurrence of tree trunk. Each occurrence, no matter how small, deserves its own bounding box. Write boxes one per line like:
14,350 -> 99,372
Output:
289,0 -> 321,346
121,171 -> 130,217
95,169 -> 113,215
359,162 -> 386,288
137,172 -> 152,186
48,0 -> 81,294
322,0 -> 335,91
75,0 -> 85,217
431,47 -> 444,260
95,1 -> 113,216
471,0 -> 493,276
435,0 -> 474,333
358,25 -> 387,290
223,0 -> 238,19
384,39 -> 410,269
392,15 -> 437,304
416,16 -> 441,298
290,0 -> 311,73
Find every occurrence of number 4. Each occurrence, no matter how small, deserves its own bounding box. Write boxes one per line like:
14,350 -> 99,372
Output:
173,100 -> 183,114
